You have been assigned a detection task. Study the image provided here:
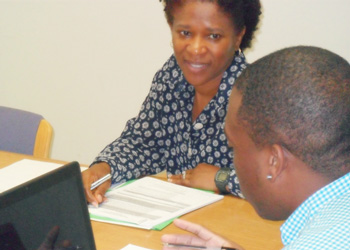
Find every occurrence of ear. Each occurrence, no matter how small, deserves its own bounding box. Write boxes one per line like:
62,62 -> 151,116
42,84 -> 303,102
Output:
235,26 -> 246,51
266,144 -> 286,182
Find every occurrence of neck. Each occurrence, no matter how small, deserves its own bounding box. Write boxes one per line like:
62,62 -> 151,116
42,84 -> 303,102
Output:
281,157 -> 333,216
192,84 -> 219,121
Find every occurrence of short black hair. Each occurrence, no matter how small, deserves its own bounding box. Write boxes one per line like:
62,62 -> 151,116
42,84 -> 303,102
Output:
159,0 -> 261,51
235,46 -> 350,179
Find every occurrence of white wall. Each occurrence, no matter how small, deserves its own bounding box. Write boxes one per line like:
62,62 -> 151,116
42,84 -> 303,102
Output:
1,0 -> 349,164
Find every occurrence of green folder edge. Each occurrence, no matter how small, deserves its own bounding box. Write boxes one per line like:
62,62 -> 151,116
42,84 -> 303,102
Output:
89,179 -> 214,231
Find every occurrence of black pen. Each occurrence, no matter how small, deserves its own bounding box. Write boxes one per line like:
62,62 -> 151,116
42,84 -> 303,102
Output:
163,243 -> 239,250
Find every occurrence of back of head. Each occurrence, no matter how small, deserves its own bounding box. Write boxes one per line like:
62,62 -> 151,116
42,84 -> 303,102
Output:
235,46 -> 350,179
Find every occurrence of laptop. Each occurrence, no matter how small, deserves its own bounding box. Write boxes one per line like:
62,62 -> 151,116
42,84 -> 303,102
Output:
0,161 -> 96,250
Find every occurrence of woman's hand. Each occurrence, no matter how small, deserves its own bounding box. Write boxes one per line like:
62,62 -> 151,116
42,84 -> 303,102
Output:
168,164 -> 220,192
161,219 -> 244,250
81,162 -> 111,207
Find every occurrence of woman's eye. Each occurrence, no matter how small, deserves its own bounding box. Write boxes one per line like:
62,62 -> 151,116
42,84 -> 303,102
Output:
180,30 -> 191,37
209,33 -> 221,40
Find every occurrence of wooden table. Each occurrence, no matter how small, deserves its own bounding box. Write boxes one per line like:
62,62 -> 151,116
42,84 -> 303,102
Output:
0,151 -> 284,250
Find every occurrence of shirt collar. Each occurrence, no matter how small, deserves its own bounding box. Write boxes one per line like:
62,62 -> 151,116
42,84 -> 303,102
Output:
280,172 -> 350,246
213,50 -> 247,109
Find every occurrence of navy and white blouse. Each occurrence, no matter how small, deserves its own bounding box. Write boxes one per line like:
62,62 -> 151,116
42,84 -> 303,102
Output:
92,52 -> 247,197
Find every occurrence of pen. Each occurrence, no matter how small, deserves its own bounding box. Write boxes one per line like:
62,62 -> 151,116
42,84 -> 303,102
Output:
163,243 -> 238,250
90,173 -> 112,190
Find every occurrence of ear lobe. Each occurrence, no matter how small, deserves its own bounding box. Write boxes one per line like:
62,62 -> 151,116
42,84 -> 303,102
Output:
267,144 -> 285,182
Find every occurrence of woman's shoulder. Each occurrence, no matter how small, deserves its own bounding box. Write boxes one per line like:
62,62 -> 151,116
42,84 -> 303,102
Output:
155,54 -> 181,77
150,55 -> 185,93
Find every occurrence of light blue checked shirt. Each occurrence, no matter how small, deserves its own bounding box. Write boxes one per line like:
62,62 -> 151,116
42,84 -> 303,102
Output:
281,172 -> 350,249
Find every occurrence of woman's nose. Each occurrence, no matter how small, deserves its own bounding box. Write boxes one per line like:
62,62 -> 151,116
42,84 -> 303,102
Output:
187,37 -> 206,55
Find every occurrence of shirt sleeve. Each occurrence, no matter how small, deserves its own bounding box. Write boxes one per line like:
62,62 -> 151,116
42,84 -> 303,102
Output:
91,65 -> 169,185
227,169 -> 244,198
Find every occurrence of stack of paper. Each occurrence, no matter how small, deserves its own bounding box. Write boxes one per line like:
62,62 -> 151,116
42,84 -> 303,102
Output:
0,159 -> 63,193
121,244 -> 154,250
89,177 -> 223,230
0,159 -> 87,193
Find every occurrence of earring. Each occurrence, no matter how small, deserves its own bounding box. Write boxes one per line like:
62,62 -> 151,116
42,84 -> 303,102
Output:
266,175 -> 272,180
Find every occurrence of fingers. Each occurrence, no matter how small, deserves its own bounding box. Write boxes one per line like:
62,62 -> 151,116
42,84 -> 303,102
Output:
170,220 -> 244,250
163,220 -> 245,250
82,169 -> 99,206
172,219 -> 205,235
162,234 -> 203,248
182,164 -> 219,191
167,170 -> 193,186
161,220 -> 209,249
82,163 -> 111,207
163,219 -> 204,239
172,219 -> 218,242
93,181 -> 111,205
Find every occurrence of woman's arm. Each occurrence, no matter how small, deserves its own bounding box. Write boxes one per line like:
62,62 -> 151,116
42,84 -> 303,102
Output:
168,163 -> 220,192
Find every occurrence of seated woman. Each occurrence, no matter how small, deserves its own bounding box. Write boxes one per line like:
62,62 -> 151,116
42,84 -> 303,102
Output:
82,0 -> 261,207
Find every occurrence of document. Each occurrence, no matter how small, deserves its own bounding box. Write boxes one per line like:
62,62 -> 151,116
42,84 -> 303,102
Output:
89,176 -> 223,230
0,159 -> 87,193
120,244 -> 154,250
0,159 -> 63,193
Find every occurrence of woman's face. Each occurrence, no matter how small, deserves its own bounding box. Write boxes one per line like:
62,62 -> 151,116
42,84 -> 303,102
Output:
170,1 -> 244,89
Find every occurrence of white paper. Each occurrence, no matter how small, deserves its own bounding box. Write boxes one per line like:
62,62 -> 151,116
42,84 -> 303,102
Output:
89,177 -> 223,230
120,244 -> 154,250
0,159 -> 87,193
0,159 -> 63,193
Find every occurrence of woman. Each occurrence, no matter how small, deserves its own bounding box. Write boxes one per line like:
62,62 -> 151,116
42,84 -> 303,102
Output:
83,0 -> 261,207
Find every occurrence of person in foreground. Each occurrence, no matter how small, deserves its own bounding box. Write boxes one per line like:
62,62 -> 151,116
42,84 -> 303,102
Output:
161,46 -> 350,249
83,0 -> 261,206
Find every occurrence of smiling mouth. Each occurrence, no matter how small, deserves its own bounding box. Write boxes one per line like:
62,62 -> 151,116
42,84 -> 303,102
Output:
190,63 -> 205,68
186,61 -> 208,70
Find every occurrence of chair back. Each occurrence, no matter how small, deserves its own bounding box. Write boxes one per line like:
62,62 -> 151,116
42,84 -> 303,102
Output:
0,106 -> 53,158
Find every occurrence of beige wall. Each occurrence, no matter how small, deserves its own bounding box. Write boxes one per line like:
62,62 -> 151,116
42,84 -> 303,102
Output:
1,0 -> 349,164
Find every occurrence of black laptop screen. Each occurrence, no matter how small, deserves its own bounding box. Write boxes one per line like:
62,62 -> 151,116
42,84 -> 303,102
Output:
0,161 -> 96,250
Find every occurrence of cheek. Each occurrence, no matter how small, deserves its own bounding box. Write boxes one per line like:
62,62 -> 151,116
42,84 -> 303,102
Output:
210,44 -> 236,65
234,153 -> 260,197
172,39 -> 187,56
213,41 -> 234,54
171,38 -> 180,50
171,31 -> 183,49
233,156 -> 249,186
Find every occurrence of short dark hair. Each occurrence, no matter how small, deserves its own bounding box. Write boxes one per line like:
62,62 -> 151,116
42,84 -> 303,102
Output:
235,46 -> 350,179
159,0 -> 261,51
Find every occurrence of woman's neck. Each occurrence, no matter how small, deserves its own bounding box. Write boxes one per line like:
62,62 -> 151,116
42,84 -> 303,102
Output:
192,84 -> 219,122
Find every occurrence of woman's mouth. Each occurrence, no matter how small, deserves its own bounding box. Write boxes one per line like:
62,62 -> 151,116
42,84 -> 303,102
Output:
190,63 -> 205,68
186,61 -> 208,72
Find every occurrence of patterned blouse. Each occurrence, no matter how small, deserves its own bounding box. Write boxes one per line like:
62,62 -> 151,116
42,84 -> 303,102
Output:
92,52 -> 247,197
